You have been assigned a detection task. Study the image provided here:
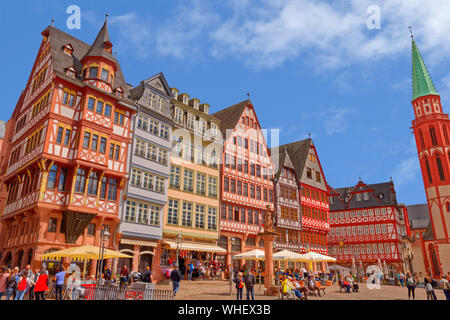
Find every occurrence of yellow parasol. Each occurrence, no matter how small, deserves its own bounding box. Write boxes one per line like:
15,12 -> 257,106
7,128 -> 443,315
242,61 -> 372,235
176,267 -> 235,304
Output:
41,245 -> 133,279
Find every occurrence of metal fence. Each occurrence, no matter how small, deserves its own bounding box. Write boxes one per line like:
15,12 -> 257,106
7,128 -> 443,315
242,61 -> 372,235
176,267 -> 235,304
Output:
76,283 -> 173,301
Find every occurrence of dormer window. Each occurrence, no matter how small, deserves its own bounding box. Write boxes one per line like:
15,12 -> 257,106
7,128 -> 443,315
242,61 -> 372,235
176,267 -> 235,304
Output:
183,96 -> 188,104
115,87 -> 124,98
88,66 -> 98,79
65,67 -> 76,78
63,44 -> 73,56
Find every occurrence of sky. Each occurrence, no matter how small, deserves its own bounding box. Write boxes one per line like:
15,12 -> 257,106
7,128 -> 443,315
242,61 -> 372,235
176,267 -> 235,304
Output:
2,0 -> 450,206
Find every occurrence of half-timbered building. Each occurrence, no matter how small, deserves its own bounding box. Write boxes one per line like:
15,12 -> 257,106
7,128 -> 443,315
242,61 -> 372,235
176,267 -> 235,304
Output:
275,139 -> 330,272
328,180 -> 410,276
0,19 -> 136,274
213,99 -> 275,269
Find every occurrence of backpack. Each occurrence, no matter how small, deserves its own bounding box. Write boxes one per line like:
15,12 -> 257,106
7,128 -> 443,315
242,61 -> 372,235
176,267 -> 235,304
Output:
407,277 -> 414,286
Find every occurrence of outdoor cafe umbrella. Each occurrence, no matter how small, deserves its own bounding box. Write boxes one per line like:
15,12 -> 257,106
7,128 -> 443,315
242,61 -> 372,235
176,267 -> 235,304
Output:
298,251 -> 336,272
273,250 -> 307,261
41,245 -> 133,279
232,249 -> 265,292
232,249 -> 265,261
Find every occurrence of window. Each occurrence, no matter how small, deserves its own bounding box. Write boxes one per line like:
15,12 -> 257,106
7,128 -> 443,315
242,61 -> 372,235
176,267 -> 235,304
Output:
183,170 -> 194,192
105,104 -> 112,118
250,185 -> 255,199
425,157 -> 433,183
125,201 -> 136,222
143,172 -> 154,190
436,156 -> 445,181
316,172 -> 321,183
174,108 -> 183,124
155,176 -> 165,193
209,176 -> 217,198
62,91 -> 75,108
224,177 -> 229,193
131,169 -> 142,187
114,111 -> 124,126
101,68 -> 109,82
87,172 -> 99,196
195,205 -> 205,229
243,183 -> 248,197
208,207 -> 217,230
58,167 -> 68,191
75,169 -> 86,193
247,209 -> 253,224
137,203 -> 148,224
87,97 -> 95,111
99,177 -> 107,199
419,129 -> 425,150
47,165 -> 58,190
430,126 -> 438,146
95,101 -> 104,114
56,127 -> 64,144
230,179 -> 236,194
83,132 -> 91,149
48,218 -> 57,233
170,166 -> 181,189
182,202 -> 193,227
99,137 -> 107,154
307,168 -> 312,179
107,178 -> 118,201
91,134 -> 99,152
149,206 -> 160,226
88,67 -> 98,79
64,129 -> 71,146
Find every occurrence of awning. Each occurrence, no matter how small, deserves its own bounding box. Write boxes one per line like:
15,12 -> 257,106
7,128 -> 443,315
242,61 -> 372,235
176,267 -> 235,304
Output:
164,241 -> 226,253
120,239 -> 158,247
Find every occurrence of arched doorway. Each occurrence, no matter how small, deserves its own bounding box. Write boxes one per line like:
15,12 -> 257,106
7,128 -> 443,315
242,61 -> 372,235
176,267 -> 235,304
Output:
17,250 -> 24,269
3,252 -> 12,267
26,249 -> 33,266
429,244 -> 441,277
138,253 -> 153,273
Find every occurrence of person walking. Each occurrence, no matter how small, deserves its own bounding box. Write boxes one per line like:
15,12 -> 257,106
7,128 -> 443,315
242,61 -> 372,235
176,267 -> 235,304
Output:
28,268 -> 40,300
0,267 -> 9,299
424,274 -> 437,300
244,269 -> 256,300
398,271 -> 405,287
5,269 -> 18,300
14,271 -> 29,300
442,273 -> 450,301
34,267 -> 49,300
233,272 -> 244,300
170,266 -> 182,297
119,265 -> 129,288
54,266 -> 66,300
405,271 -> 416,300
67,271 -> 81,300
187,262 -> 194,281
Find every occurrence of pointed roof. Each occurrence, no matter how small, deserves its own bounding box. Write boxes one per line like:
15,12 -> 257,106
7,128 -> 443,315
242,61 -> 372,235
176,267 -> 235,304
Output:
407,204 -> 430,230
412,39 -> 439,101
212,99 -> 250,137
82,17 -> 116,65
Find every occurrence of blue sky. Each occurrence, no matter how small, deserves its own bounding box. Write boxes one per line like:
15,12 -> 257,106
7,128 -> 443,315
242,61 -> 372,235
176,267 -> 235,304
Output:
3,0 -> 450,206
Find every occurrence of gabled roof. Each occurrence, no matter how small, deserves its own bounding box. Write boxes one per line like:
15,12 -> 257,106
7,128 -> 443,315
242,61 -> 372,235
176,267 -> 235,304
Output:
212,99 -> 250,137
142,72 -> 173,98
407,204 -> 430,230
329,181 -> 397,211
42,24 -> 131,102
412,39 -> 439,101
278,139 -> 312,184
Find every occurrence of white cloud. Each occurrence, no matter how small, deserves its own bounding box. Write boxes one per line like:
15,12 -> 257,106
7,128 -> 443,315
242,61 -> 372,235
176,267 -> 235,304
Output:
109,13 -> 153,58
103,1 -> 450,70
323,108 -> 353,135
392,156 -> 420,186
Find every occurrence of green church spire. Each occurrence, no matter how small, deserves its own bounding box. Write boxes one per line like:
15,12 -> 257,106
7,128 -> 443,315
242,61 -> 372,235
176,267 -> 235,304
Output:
412,38 -> 439,101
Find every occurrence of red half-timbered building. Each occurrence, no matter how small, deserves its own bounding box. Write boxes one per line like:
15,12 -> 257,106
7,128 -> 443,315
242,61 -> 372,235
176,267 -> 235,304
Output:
327,180 -> 410,276
213,99 -> 274,268
277,139 -> 330,262
0,19 -> 136,274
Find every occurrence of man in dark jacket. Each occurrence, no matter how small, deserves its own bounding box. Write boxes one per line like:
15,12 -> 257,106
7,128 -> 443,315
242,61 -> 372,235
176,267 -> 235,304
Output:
170,266 -> 182,296
142,266 -> 153,283
245,269 -> 256,300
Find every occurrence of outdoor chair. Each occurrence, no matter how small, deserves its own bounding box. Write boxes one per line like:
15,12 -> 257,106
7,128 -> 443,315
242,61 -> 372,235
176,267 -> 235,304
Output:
315,281 -> 327,295
278,286 -> 296,300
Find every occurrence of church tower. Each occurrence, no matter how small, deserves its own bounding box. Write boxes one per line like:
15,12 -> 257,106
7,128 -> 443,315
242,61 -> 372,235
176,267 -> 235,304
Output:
411,36 -> 450,277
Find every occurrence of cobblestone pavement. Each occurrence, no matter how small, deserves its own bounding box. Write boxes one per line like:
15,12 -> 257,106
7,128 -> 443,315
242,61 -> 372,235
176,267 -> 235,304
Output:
156,280 -> 448,301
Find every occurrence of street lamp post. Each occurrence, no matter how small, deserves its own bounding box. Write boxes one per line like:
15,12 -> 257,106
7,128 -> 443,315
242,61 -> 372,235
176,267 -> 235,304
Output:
96,228 -> 110,284
229,237 -> 235,296
176,234 -> 182,269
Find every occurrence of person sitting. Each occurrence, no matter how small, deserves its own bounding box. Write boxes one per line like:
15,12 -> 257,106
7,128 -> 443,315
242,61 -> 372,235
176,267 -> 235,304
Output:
343,274 -> 354,293
307,274 -> 321,297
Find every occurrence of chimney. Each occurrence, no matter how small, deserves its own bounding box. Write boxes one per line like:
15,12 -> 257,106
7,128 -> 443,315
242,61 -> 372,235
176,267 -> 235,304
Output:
171,88 -> 179,100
